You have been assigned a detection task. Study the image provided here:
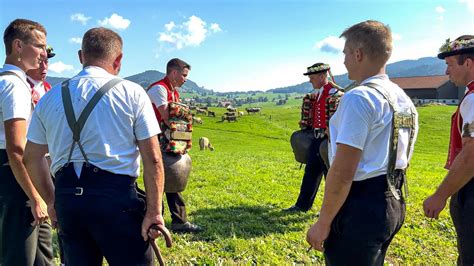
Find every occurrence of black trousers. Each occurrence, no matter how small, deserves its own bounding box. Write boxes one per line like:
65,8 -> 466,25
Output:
54,163 -> 152,266
295,136 -> 328,211
165,192 -> 187,224
324,175 -> 405,266
450,178 -> 474,266
0,150 -> 54,266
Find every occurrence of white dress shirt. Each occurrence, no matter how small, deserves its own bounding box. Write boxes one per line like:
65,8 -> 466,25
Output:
27,66 -> 160,177
329,74 -> 419,181
0,64 -> 33,149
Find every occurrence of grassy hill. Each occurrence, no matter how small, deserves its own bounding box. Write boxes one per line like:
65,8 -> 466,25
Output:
140,102 -> 458,264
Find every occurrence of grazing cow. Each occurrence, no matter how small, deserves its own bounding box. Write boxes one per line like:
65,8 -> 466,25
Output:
207,110 -> 216,117
192,116 -> 203,125
238,111 -> 244,116
199,137 -> 214,151
245,107 -> 261,114
196,108 -> 207,115
227,106 -> 237,112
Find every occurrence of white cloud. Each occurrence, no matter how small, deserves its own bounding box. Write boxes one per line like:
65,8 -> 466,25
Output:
459,0 -> 474,13
210,23 -> 222,33
314,36 -> 345,54
435,6 -> 446,13
70,13 -> 91,25
437,16 -> 444,21
392,33 -> 402,41
98,13 -> 131,30
49,61 -> 75,74
165,21 -> 175,31
157,15 -> 222,51
69,37 -> 82,44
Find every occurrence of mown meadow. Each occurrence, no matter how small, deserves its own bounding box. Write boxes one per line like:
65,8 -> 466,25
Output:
136,100 -> 459,264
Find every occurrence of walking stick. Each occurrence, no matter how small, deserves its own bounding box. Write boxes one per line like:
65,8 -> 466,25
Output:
149,224 -> 173,266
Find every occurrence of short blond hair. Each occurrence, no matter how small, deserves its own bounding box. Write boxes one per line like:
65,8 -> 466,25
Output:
340,20 -> 392,66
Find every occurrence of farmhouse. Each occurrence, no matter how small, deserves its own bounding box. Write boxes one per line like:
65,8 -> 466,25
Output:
390,75 -> 465,105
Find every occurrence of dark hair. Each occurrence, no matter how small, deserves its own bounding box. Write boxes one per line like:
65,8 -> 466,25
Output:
82,27 -> 122,61
455,35 -> 474,65
3,18 -> 47,55
340,20 -> 392,66
166,58 -> 191,74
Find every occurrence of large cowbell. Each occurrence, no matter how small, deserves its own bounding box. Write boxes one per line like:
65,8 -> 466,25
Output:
162,152 -> 192,193
290,130 -> 314,164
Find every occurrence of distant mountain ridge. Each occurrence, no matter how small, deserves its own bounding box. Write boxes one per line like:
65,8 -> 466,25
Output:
46,70 -> 212,94
268,57 -> 446,94
47,57 -> 446,94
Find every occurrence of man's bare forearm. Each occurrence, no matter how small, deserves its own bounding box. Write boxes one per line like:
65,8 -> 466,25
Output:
23,142 -> 54,205
318,144 -> 361,225
138,136 -> 164,215
435,139 -> 474,199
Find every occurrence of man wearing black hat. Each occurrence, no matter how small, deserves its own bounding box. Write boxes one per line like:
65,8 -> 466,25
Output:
27,45 -> 55,106
285,63 -> 339,212
424,35 -> 474,265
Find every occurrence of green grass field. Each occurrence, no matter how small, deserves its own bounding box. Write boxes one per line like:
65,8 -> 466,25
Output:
138,102 -> 459,264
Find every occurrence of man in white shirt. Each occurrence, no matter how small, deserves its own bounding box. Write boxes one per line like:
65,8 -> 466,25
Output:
0,19 -> 54,266
23,27 -> 165,265
424,35 -> 474,265
306,20 -> 418,265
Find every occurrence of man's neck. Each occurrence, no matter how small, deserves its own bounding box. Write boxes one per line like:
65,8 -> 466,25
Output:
356,64 -> 386,84
4,56 -> 27,72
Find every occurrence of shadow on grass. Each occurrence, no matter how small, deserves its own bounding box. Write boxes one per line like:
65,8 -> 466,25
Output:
188,204 -> 313,241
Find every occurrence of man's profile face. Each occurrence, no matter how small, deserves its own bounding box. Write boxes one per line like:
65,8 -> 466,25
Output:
343,43 -> 357,81
173,67 -> 189,88
308,72 -> 328,89
445,56 -> 469,87
27,58 -> 48,81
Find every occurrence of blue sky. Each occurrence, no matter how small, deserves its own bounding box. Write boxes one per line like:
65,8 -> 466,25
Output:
1,0 -> 473,92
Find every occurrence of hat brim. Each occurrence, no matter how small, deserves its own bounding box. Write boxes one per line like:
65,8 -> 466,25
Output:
303,68 -> 329,76
438,47 -> 474,59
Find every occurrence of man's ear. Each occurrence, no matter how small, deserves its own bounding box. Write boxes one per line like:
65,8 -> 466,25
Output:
465,57 -> 473,69
113,53 -> 123,74
13,39 -> 23,55
355,48 -> 363,62
78,50 -> 83,64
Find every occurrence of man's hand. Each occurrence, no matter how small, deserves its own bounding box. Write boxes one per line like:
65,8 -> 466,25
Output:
27,198 -> 48,226
141,212 -> 165,241
47,204 -> 58,228
306,220 -> 331,252
423,193 -> 448,219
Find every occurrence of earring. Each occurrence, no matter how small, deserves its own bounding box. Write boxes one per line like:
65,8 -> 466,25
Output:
17,57 -> 21,62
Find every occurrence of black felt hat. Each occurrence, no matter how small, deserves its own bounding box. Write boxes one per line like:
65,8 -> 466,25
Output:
46,45 -> 56,59
437,36 -> 474,59
303,63 -> 330,75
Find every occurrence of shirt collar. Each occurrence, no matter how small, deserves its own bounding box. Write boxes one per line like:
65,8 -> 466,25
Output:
78,66 -> 115,78
1,64 -> 28,81
467,80 -> 474,91
27,76 -> 41,87
360,74 -> 389,85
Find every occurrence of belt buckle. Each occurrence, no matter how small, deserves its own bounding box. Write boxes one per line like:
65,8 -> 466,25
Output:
75,187 -> 84,196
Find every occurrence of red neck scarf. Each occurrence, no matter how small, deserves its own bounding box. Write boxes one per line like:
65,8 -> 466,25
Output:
446,80 -> 474,169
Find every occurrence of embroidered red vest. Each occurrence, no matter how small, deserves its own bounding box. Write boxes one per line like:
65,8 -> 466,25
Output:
311,83 -> 333,129
147,76 -> 180,125
44,81 -> 52,92
445,81 -> 474,169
